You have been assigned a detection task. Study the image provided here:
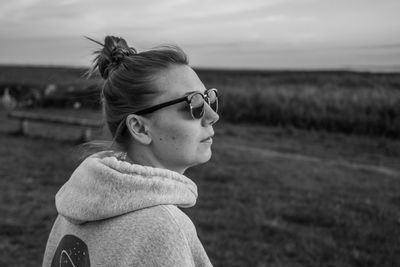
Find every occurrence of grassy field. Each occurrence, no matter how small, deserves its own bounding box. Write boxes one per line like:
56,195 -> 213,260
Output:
198,70 -> 400,138
0,108 -> 399,266
0,65 -> 98,88
1,65 -> 400,138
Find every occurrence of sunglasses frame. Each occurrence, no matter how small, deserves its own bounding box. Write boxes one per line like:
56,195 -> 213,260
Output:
134,88 -> 218,119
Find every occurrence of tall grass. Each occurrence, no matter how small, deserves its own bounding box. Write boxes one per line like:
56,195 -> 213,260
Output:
197,70 -> 400,138
1,66 -> 400,138
217,85 -> 400,137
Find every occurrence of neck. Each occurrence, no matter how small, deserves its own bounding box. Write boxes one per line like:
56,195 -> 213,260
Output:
126,147 -> 187,175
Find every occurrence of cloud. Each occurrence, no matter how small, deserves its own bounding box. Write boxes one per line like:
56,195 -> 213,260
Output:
0,0 -> 399,69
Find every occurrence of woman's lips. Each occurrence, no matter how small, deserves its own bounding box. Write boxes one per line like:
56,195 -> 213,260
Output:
201,137 -> 213,143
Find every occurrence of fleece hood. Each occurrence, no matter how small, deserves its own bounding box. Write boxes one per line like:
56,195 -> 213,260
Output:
55,150 -> 198,225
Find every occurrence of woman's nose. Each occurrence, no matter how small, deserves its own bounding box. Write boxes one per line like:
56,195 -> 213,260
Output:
202,103 -> 219,126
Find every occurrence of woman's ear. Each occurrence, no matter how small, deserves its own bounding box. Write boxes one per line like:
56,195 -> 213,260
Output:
125,114 -> 152,145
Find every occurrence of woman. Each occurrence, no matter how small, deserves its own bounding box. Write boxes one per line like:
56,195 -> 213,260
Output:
42,36 -> 219,266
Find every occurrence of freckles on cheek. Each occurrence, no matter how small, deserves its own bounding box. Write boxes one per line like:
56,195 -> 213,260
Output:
169,132 -> 192,151
165,126 -> 186,141
164,133 -> 177,141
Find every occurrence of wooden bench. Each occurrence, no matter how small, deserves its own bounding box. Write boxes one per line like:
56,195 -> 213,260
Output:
7,110 -> 103,141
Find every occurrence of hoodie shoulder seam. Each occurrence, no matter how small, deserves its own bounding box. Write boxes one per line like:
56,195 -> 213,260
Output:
160,205 -> 193,256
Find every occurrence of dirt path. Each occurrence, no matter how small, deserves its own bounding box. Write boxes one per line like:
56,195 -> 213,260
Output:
223,142 -> 400,177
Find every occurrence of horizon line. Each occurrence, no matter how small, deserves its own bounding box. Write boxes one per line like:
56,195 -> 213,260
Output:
0,62 -> 399,74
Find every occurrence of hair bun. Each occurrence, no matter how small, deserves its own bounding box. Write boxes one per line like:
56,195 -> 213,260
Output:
87,36 -> 137,79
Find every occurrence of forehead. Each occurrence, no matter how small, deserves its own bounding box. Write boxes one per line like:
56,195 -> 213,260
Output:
152,65 -> 206,102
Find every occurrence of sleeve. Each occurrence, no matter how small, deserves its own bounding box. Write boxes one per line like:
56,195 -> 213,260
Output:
130,213 -> 196,267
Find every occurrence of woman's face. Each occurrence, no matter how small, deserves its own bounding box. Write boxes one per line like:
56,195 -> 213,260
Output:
144,64 -> 219,173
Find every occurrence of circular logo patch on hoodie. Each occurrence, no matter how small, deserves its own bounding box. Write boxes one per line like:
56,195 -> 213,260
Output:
51,234 -> 90,267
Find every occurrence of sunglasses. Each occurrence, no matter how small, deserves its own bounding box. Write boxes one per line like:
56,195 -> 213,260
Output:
134,88 -> 218,119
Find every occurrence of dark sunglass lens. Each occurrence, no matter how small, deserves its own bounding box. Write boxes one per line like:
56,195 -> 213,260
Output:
192,105 -> 204,119
190,94 -> 205,119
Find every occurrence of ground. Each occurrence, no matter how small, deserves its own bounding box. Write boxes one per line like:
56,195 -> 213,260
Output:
0,108 -> 399,266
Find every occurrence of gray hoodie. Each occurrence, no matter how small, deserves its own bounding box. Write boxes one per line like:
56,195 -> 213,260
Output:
42,150 -> 213,267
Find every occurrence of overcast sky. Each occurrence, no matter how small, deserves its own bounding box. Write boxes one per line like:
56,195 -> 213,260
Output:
1,0 -> 399,70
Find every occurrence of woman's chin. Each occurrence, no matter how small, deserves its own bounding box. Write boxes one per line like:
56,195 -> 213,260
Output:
199,150 -> 212,164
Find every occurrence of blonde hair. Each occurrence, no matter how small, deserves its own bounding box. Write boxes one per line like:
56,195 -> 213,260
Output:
76,36 -> 188,161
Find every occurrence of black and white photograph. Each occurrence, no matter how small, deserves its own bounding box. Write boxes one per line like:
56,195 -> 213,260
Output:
0,0 -> 399,266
